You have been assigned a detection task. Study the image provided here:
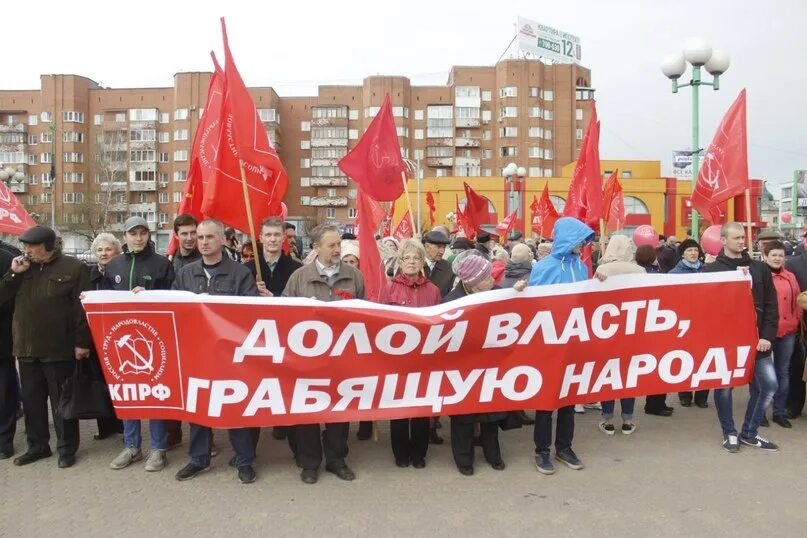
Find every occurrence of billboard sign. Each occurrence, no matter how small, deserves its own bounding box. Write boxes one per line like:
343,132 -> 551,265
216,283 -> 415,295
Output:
517,17 -> 581,64
672,150 -> 703,179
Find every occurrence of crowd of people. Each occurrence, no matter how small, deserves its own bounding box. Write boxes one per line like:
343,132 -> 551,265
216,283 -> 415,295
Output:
1,214 -> 805,484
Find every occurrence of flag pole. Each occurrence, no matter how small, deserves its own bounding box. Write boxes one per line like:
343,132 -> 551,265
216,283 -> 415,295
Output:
745,188 -> 753,257
400,171 -> 418,237
239,159 -> 263,282
599,218 -> 607,256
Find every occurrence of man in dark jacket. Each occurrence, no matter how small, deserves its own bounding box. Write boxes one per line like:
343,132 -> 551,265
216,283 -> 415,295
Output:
656,235 -> 678,273
0,226 -> 90,468
105,216 -> 175,472
0,244 -> 19,458
171,213 -> 201,274
423,230 -> 454,298
785,242 -> 807,417
705,222 -> 779,453
172,219 -> 260,484
246,217 -> 302,298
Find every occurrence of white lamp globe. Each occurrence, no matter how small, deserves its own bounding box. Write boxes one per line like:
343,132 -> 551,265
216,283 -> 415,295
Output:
683,38 -> 713,66
503,163 -> 518,176
705,49 -> 730,75
661,54 -> 687,79
516,166 -> 527,177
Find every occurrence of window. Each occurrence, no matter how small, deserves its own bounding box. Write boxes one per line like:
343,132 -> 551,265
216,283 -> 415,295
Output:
0,151 -> 24,164
42,192 -> 52,203
94,114 -> 103,125
28,174 -> 38,185
414,149 -> 424,160
624,196 -> 650,214
175,109 -> 189,120
483,149 -> 492,159
300,196 -> 311,206
544,129 -> 552,140
311,166 -> 342,177
482,168 -> 492,177
300,158 -> 310,168
159,173 -> 169,184
174,129 -> 188,141
576,109 -> 583,121
576,89 -> 594,100
528,147 -> 543,158
483,130 -> 492,140
27,154 -> 37,165
414,129 -> 424,140
114,192 -> 126,203
173,150 -> 188,161
529,87 -> 540,97
129,108 -> 158,121
455,86 -> 480,98
576,128 -> 583,140
396,126 -> 409,137
528,107 -> 542,118
311,147 -> 347,159
348,207 -> 357,219
414,109 -> 424,121
542,90 -> 554,101
130,150 -> 156,162
529,126 -> 543,138
115,112 -> 126,123
133,171 -> 156,182
499,126 -> 517,137
40,132 -> 52,144
127,129 -> 155,142
499,106 -> 518,118
528,167 -> 541,177
349,109 -> 359,120
300,121 -> 311,132
348,188 -> 357,199
426,105 -> 453,138
63,192 -> 84,204
500,147 -> 517,157
40,111 -> 52,122
348,129 -> 358,140
160,112 -> 170,124
174,171 -> 187,181
28,115 -> 38,126
543,168 -> 553,177
499,87 -> 517,98
480,110 -> 491,123
300,177 -> 311,187
544,149 -> 553,160
159,132 -> 169,143
435,169 -> 449,177
311,127 -> 348,139
325,208 -> 336,219
28,135 -> 38,145
29,194 -> 39,205
455,107 -> 480,120
62,172 -> 84,183
159,152 -> 169,163
364,106 -> 380,118
159,192 -> 169,204
426,146 -> 453,157
159,213 -> 168,225
62,131 -> 84,143
63,152 -> 83,163
481,90 -> 492,102
543,110 -> 553,121
173,192 -> 183,203
135,193 -> 148,203
622,170 -> 633,179
392,106 -> 409,118
326,188 -> 337,197
258,108 -> 278,122
62,111 -> 84,123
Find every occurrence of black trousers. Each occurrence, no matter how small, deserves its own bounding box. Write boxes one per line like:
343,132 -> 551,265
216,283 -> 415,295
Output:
644,394 -> 668,413
788,338 -> 806,416
165,420 -> 183,444
390,417 -> 429,462
0,358 -> 18,449
533,406 -> 574,455
290,422 -> 349,471
450,418 -> 501,468
678,390 -> 709,405
18,359 -> 79,456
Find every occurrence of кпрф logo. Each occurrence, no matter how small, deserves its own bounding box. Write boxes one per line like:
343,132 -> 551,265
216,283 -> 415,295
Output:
101,318 -> 168,383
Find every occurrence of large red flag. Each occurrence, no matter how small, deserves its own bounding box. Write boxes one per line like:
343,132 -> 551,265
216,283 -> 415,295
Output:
691,89 -> 749,224
564,101 -> 601,227
463,183 -> 489,240
338,94 -> 407,202
393,210 -> 414,240
167,54 -> 224,256
602,171 -> 626,231
202,19 -> 289,234
495,210 -> 518,239
356,187 -> 387,302
0,181 -> 36,236
533,183 -> 559,239
425,192 -> 436,226
381,202 -> 394,237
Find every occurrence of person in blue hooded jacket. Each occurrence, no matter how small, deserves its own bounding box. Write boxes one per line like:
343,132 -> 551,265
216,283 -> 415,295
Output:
528,217 -> 594,475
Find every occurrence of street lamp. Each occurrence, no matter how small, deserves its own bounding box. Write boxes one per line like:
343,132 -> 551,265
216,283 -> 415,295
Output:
503,162 -> 526,233
661,38 -> 730,238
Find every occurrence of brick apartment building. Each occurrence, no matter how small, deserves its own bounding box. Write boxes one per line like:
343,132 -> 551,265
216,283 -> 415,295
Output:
0,58 -> 593,249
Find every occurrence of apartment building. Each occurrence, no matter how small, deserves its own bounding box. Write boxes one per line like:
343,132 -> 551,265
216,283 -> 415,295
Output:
0,58 -> 592,248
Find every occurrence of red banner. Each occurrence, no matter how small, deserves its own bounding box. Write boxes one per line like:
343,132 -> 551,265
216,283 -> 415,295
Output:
82,273 -> 757,428
0,180 -> 37,236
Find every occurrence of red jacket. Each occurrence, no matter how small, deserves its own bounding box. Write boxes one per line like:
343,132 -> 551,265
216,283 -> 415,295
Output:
772,267 -> 801,337
385,273 -> 442,307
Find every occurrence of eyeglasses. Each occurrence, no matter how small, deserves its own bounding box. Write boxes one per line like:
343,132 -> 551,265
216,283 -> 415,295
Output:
401,256 -> 423,263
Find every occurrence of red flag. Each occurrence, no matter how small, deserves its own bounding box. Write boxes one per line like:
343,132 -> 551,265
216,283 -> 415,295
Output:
452,195 -> 466,235
495,210 -> 518,239
530,195 -> 540,220
0,181 -> 36,236
202,19 -> 289,234
167,55 -> 224,256
381,203 -> 394,237
691,89 -> 749,224
602,171 -> 626,231
338,94 -> 407,202
393,210 -> 414,240
356,188 -> 386,302
425,192 -> 436,226
564,101 -> 601,226
463,183 -> 489,240
532,183 -> 559,239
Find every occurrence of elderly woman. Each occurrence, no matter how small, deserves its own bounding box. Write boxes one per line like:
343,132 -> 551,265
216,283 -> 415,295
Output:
88,233 -> 124,440
341,240 -> 360,268
443,252 -> 526,476
384,239 -> 442,468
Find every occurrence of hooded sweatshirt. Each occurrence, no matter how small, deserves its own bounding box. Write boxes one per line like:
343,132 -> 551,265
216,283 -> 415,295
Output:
528,217 -> 595,286
500,260 -> 533,288
595,235 -> 646,277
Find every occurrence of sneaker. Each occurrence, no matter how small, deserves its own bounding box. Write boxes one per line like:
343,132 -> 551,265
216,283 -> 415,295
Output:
144,450 -> 167,472
598,421 -> 615,435
175,461 -> 209,481
583,402 -> 602,410
739,435 -> 779,452
534,453 -> 555,475
574,404 -> 585,414
555,449 -> 584,470
722,434 -> 740,453
237,465 -> 257,484
621,422 -> 636,435
110,447 -> 142,470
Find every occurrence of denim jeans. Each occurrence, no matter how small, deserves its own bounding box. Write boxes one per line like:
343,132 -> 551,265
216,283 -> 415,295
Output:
772,333 -> 796,417
714,354 -> 777,439
533,406 -> 575,455
601,398 -> 635,421
123,419 -> 167,450
189,424 -> 256,468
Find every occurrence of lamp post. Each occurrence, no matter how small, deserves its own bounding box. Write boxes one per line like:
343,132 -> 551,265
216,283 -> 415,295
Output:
503,162 -> 526,233
403,157 -> 422,234
661,38 -> 730,239
49,121 -> 57,229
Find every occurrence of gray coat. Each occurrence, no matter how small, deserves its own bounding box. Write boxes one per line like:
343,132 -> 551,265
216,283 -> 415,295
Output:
172,255 -> 258,297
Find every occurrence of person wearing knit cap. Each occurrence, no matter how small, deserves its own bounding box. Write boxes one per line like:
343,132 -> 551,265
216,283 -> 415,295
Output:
442,255 -> 526,476
381,236 -> 399,252
669,239 -> 705,275
340,240 -> 360,268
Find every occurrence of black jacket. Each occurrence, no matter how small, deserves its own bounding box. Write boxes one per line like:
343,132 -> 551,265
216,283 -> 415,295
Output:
0,247 -> 16,358
0,251 -> 91,360
500,260 -> 532,289
424,258 -> 455,298
172,249 -> 201,275
104,242 -> 174,291
173,256 -> 258,297
245,253 -> 302,297
657,245 -> 678,273
704,252 -> 778,343
785,253 -> 807,292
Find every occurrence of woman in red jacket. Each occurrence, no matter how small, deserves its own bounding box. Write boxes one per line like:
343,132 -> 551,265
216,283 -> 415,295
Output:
385,239 -> 442,468
763,240 -> 802,428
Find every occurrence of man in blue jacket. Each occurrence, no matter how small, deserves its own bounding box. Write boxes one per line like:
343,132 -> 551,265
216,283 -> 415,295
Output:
528,217 -> 594,475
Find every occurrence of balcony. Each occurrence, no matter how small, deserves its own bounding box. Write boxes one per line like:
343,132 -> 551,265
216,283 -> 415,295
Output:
129,181 -> 156,192
311,138 -> 348,148
427,137 -> 454,147
310,177 -> 348,187
309,196 -> 348,207
426,157 -> 454,168
0,124 -> 25,133
106,202 -> 129,212
310,117 -> 349,128
455,118 -> 480,128
455,157 -> 481,167
98,181 -> 128,192
104,121 -> 128,131
128,202 -> 157,213
9,182 -> 26,193
455,137 -> 481,148
129,140 -> 156,150
311,158 -> 340,167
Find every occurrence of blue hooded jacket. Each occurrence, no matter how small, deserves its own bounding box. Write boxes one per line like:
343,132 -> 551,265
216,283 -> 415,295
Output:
528,217 -> 595,286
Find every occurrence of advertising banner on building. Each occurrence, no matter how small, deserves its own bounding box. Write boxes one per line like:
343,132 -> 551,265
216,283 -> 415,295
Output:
672,150 -> 704,179
517,17 -> 582,64
795,170 -> 807,216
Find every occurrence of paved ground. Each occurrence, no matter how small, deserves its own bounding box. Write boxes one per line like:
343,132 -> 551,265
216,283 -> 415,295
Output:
2,391 -> 807,537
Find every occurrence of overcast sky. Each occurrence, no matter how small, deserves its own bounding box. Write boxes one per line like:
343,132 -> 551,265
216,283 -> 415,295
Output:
4,0 -> 805,191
